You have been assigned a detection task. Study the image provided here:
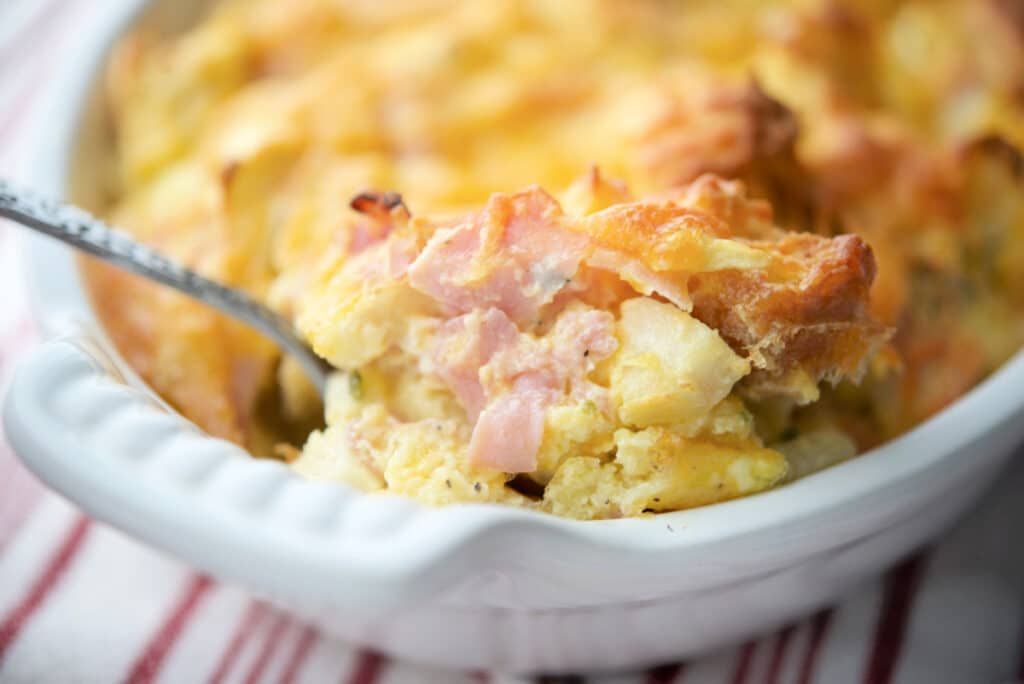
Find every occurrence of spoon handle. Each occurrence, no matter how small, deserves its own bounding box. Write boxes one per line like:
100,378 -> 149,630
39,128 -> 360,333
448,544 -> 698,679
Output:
0,178 -> 331,394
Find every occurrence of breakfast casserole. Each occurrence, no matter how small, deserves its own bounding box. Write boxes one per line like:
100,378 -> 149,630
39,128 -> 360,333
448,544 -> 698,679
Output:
85,0 -> 1024,518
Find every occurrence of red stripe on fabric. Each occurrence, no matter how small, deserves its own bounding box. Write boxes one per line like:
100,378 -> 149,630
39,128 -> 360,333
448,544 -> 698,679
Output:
796,609 -> 833,684
728,642 -> 756,684
277,624 -> 317,684
344,651 -> 385,684
535,677 -> 584,684
124,574 -> 215,684
207,602 -> 267,684
0,515 -> 91,662
765,625 -> 796,684
243,613 -> 290,684
864,553 -> 929,684
645,662 -> 686,684
471,671 -> 491,683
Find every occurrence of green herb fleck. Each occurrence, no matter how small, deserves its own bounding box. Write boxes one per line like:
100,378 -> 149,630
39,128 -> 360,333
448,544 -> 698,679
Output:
348,371 -> 364,400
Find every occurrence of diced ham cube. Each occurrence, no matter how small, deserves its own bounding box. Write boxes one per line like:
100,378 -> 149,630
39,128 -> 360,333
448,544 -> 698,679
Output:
408,188 -> 591,324
433,304 -> 617,473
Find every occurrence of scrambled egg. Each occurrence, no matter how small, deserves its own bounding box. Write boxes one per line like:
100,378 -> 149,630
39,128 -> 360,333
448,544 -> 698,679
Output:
89,0 -> 1024,519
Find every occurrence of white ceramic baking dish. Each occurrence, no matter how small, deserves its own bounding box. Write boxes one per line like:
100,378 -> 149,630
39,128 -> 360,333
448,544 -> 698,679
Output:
5,0 -> 1024,673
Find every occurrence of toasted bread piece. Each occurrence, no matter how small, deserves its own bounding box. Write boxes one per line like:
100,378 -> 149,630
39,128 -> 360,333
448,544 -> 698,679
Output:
688,231 -> 885,401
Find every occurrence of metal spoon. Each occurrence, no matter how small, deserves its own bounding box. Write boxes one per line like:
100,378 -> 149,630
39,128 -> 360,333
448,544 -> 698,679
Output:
0,178 -> 333,394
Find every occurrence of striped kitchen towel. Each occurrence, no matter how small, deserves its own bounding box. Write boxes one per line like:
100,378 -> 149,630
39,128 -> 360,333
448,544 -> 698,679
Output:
1,2 -> 1023,682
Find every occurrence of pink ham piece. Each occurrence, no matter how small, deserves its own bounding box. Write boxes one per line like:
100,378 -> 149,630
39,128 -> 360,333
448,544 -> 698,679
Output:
469,374 -> 555,474
547,304 -> 618,369
407,185 -> 695,321
585,248 -> 691,310
432,305 -> 617,473
408,188 -> 591,324
348,224 -> 383,255
432,308 -> 520,421
344,234 -> 420,283
544,304 -> 618,417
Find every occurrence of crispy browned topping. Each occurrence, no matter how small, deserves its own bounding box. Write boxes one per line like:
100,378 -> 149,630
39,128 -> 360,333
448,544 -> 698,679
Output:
350,190 -> 410,218
638,80 -> 820,232
991,0 -> 1024,41
959,135 -> 1024,178
689,233 -> 884,397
